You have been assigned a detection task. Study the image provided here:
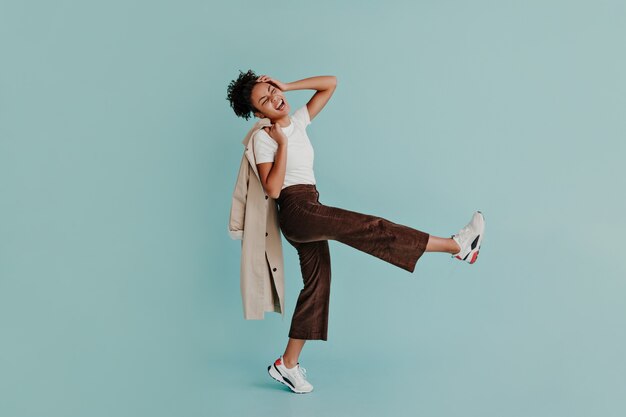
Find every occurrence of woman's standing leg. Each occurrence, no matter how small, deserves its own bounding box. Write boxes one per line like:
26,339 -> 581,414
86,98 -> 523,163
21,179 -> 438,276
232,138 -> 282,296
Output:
282,338 -> 306,369
280,237 -> 332,366
286,239 -> 332,340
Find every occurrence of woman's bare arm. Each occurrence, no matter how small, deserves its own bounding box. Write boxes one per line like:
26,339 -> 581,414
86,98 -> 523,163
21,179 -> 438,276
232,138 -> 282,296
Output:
257,74 -> 337,121
285,75 -> 337,121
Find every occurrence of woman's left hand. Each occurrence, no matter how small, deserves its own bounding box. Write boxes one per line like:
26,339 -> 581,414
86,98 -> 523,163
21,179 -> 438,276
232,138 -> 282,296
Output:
257,75 -> 289,92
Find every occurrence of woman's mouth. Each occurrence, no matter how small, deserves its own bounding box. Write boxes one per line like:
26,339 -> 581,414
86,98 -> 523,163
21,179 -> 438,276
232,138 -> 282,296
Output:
275,99 -> 286,111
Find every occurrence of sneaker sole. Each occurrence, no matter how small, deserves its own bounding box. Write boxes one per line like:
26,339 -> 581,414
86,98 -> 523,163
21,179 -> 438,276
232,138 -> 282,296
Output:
267,364 -> 313,394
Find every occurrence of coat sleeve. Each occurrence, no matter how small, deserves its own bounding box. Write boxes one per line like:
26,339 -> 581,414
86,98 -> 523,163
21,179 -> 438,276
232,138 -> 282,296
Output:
228,153 -> 250,240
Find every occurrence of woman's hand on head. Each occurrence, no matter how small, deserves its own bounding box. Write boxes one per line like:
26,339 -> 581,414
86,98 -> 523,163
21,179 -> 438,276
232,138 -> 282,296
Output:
263,124 -> 287,146
257,75 -> 289,92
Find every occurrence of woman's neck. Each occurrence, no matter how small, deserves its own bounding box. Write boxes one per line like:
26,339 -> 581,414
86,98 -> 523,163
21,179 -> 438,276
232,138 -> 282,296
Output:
271,116 -> 291,127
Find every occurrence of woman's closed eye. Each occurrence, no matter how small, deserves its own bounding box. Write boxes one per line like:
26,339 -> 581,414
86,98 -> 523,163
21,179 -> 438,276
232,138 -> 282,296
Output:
263,89 -> 277,105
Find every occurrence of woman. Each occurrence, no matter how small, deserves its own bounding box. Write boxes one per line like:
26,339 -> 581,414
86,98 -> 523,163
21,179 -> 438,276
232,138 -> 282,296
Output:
226,70 -> 485,394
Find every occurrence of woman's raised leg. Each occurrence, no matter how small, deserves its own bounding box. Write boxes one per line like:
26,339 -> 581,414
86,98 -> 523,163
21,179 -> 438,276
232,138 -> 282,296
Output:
425,235 -> 461,253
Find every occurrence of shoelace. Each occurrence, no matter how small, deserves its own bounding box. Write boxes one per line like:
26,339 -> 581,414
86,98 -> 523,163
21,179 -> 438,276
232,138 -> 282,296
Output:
292,365 -> 308,381
456,224 -> 474,246
458,224 -> 472,238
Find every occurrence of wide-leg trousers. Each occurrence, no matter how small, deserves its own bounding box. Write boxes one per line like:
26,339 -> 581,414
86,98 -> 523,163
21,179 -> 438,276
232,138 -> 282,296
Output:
275,184 -> 430,341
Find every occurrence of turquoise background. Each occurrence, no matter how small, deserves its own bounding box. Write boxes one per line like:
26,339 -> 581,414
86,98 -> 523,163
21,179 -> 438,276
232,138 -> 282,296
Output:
1,0 -> 625,416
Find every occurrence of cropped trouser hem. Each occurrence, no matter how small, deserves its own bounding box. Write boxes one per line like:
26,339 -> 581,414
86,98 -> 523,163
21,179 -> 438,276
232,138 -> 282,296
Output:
288,331 -> 328,341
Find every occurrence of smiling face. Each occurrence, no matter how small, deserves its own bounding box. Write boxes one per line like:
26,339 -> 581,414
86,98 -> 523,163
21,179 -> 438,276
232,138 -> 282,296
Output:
250,82 -> 290,120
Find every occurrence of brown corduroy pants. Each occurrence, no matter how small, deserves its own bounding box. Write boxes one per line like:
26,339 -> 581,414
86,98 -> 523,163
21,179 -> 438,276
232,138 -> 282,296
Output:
275,184 -> 430,341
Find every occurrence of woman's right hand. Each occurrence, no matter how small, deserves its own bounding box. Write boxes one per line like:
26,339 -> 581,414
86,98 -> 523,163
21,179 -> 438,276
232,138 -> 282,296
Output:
263,124 -> 287,146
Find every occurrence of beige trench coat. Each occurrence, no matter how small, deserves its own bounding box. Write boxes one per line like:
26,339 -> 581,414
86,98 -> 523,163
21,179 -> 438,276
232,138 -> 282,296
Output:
228,118 -> 285,320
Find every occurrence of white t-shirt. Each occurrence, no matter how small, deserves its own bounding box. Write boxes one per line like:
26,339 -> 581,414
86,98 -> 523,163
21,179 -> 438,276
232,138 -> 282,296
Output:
253,105 -> 316,190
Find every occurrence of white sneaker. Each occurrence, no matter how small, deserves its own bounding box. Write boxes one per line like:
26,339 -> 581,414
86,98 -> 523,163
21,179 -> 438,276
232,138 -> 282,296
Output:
267,355 -> 314,394
451,211 -> 485,264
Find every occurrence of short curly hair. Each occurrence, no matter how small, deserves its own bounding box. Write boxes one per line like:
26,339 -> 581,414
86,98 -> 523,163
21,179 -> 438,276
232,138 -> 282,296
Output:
226,69 -> 260,120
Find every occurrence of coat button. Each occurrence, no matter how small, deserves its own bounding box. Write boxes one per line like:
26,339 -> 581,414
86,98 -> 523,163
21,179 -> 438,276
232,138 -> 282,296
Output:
265,195 -> 268,200
265,232 -> 268,237
273,268 -> 277,272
